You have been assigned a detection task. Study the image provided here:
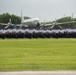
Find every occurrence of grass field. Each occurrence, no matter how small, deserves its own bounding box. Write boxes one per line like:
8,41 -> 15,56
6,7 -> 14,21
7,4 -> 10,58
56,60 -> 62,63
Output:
0,38 -> 76,71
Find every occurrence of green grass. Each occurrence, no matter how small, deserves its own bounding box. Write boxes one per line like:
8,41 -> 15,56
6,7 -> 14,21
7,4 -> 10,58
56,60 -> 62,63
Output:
0,38 -> 76,71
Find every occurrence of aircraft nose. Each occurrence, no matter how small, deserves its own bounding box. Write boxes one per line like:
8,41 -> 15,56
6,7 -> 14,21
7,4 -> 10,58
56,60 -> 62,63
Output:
37,22 -> 40,26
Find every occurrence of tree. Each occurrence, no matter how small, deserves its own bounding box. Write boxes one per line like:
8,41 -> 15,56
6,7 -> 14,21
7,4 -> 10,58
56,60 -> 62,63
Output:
56,16 -> 72,23
0,13 -> 21,24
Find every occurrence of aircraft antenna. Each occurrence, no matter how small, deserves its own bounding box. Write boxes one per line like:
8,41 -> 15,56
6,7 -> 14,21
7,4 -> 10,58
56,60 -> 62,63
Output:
21,10 -> 23,23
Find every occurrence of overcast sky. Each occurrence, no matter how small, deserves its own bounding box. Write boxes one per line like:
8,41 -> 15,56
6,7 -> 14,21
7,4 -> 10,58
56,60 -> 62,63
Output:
0,0 -> 76,22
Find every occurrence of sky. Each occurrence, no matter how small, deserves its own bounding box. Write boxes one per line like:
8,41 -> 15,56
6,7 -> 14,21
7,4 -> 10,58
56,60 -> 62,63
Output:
0,0 -> 76,22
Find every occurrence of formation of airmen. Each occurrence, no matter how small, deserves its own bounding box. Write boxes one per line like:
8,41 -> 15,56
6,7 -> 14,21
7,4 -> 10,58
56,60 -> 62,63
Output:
0,28 -> 76,39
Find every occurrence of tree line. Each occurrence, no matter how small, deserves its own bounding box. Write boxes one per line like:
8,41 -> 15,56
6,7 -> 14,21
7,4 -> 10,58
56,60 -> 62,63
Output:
0,13 -> 21,24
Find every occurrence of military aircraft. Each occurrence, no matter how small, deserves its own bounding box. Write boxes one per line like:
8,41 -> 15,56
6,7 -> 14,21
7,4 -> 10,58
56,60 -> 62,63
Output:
0,17 -> 40,29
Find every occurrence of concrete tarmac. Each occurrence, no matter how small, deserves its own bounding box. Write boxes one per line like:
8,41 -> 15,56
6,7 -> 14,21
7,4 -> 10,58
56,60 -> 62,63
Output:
0,71 -> 76,75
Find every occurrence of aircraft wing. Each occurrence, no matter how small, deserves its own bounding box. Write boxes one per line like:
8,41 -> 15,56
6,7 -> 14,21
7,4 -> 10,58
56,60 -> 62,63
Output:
0,23 -> 9,26
0,23 -> 13,29
39,21 -> 76,29
41,21 -> 76,27
0,23 -> 9,29
55,21 -> 76,25
40,23 -> 53,27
